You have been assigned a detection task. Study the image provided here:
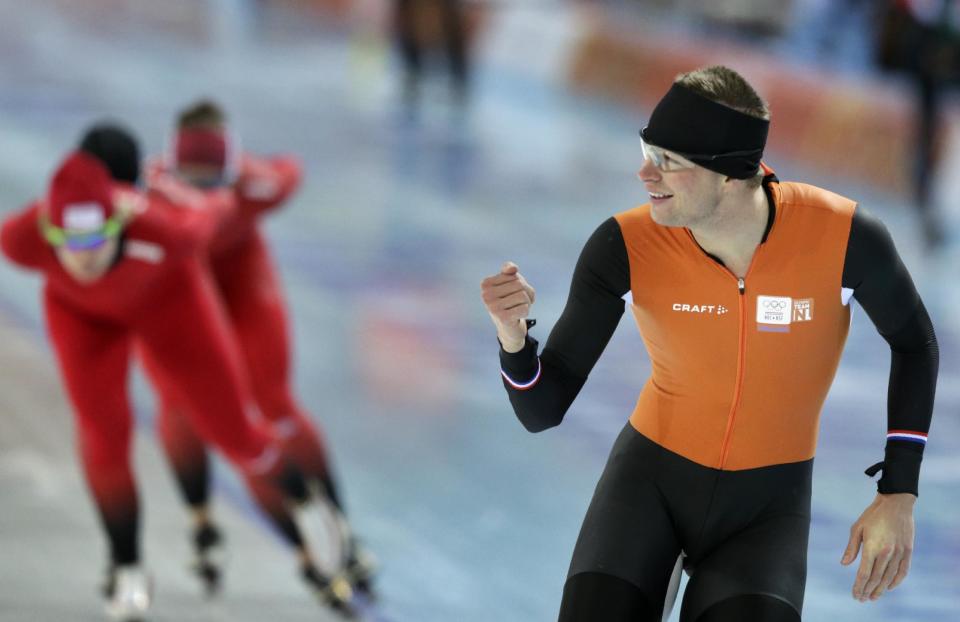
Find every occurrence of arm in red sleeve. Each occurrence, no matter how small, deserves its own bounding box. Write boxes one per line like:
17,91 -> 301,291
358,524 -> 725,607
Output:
235,154 -> 303,217
145,186 -> 237,258
1,201 -> 50,271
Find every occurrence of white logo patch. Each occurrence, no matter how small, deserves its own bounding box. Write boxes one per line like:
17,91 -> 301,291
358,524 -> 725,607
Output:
792,298 -> 814,322
124,240 -> 165,264
757,296 -> 791,325
63,203 -> 105,231
756,295 -> 815,332
241,176 -> 280,201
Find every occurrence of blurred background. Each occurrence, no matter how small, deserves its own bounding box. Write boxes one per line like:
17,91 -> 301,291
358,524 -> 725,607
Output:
0,0 -> 957,620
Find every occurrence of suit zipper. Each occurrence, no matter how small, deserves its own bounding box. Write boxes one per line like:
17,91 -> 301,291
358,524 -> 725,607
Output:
718,277 -> 747,468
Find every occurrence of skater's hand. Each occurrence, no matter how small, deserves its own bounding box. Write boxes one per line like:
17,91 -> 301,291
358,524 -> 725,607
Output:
112,187 -> 147,223
480,261 -> 535,353
842,492 -> 916,602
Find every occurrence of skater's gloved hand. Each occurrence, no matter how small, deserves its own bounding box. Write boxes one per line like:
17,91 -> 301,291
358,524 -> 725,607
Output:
841,492 -> 916,602
112,187 -> 146,224
480,261 -> 535,353
235,155 -> 302,216
237,156 -> 281,201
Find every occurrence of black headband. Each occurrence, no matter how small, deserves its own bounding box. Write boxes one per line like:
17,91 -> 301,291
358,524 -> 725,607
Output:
642,83 -> 769,179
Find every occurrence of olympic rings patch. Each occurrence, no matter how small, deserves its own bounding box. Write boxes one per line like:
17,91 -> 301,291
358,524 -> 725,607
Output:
756,295 -> 815,330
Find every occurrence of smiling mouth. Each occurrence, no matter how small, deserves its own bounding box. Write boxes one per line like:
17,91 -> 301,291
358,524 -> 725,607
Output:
649,192 -> 673,200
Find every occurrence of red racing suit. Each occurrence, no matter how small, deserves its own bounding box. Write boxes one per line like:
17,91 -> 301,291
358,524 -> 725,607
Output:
1,185 -> 283,563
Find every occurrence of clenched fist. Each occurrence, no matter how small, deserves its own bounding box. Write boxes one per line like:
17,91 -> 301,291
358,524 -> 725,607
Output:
480,261 -> 536,353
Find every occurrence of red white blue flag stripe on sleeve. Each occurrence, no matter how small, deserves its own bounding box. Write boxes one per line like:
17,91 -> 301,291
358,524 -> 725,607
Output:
501,358 -> 542,390
887,430 -> 928,445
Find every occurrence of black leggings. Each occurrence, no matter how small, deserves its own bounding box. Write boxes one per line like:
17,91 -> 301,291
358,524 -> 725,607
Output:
559,425 -> 810,621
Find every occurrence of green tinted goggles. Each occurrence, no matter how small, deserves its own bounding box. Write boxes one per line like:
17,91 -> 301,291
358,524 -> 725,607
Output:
41,216 -> 122,249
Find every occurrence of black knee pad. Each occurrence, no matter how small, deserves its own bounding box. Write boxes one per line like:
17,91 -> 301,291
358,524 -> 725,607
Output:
693,594 -> 800,622
559,572 -> 660,622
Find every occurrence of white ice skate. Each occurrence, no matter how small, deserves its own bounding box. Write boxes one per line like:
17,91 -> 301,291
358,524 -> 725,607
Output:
104,565 -> 152,621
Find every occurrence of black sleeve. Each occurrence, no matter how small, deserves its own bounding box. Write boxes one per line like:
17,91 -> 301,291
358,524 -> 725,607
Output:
498,217 -> 630,432
843,207 -> 939,496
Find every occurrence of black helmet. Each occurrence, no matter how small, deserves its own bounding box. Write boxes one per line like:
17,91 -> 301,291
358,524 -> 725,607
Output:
78,122 -> 141,184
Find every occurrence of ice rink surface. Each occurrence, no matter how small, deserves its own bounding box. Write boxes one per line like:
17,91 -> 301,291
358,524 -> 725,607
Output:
0,1 -> 957,620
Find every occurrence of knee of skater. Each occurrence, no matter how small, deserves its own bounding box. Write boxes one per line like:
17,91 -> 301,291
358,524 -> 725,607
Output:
690,594 -> 800,622
559,572 -> 660,622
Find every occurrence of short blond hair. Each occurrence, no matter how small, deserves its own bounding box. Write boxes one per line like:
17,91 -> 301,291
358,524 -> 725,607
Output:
176,99 -> 226,130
